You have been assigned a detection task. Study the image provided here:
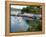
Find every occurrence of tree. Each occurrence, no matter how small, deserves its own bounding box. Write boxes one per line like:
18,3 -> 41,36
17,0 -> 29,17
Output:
21,6 -> 41,14
21,6 -> 42,32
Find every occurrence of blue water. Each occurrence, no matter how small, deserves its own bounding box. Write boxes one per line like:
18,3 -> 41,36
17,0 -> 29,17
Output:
11,16 -> 29,32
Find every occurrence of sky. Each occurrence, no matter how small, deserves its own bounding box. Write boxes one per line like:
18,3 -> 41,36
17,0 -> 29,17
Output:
11,5 -> 27,9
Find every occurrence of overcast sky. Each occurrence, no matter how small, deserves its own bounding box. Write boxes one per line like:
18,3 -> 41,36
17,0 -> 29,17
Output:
11,5 -> 27,9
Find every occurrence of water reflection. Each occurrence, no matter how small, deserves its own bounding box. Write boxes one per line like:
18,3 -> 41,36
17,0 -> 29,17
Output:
11,16 -> 29,32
